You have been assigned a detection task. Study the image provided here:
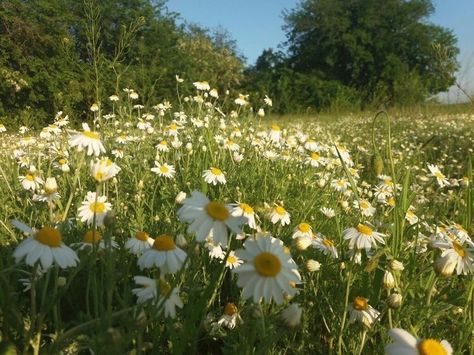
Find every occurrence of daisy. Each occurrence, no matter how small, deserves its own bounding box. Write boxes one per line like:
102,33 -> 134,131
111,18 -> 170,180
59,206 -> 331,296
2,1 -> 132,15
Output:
217,303 -> 243,329
68,123 -> 106,156
233,235 -> 302,304
305,152 -> 325,167
12,222 -> 79,270
292,222 -> 313,240
32,177 -> 60,202
77,192 -> 112,227
269,205 -> 291,226
234,93 -> 249,106
231,202 -> 258,230
193,81 -> 210,91
331,179 -> 350,193
19,166 -> 44,191
90,157 -> 121,183
268,125 -> 281,143
427,164 -> 450,187
320,207 -> 335,218
202,167 -> 226,185
155,140 -> 169,152
132,277 -> 183,318
353,199 -> 376,217
264,95 -> 273,106
224,251 -> 243,269
138,235 -> 187,274
53,158 -> 70,173
151,162 -> 175,178
281,303 -> 302,328
343,223 -> 386,252
432,239 -> 474,275
385,328 -> 453,355
312,237 -> 339,258
405,207 -> 419,225
125,231 -> 155,255
348,296 -> 380,328
74,230 -> 118,250
177,191 -> 245,246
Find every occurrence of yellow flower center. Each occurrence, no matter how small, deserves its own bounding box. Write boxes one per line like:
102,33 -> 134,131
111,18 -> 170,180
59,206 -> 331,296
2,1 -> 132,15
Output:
25,174 -> 35,181
169,124 -> 177,130
417,339 -> 447,355
153,235 -> 176,251
83,230 -> 102,244
271,124 -> 280,131
35,227 -> 62,247
224,302 -> 238,316
254,252 -> 281,277
227,254 -> 237,264
275,206 -> 286,216
359,201 -> 370,209
82,131 -> 100,140
159,140 -> 167,146
357,224 -> 373,236
58,158 -> 67,165
322,239 -> 334,247
352,296 -> 368,311
311,152 -> 320,160
94,171 -> 104,181
240,203 -> 254,214
159,278 -> 172,297
388,197 -> 396,206
210,167 -> 222,176
159,165 -> 169,173
135,231 -> 149,242
89,202 -> 106,214
298,223 -> 311,233
206,201 -> 229,221
453,241 -> 465,258
434,171 -> 445,180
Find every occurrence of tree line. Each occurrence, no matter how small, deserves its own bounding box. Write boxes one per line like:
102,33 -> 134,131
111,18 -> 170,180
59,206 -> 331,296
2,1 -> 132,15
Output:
0,0 -> 459,125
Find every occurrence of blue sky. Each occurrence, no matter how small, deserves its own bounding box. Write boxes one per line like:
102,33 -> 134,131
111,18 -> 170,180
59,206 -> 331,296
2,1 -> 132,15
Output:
167,0 -> 473,101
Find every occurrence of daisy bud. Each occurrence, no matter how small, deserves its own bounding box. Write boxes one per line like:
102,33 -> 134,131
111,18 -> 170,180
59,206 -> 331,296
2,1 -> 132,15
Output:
281,303 -> 302,329
389,259 -> 404,271
383,270 -> 396,290
340,262 -> 346,270
175,191 -> 187,204
176,233 -> 187,248
295,236 -> 311,251
57,276 -> 67,287
202,146 -> 207,152
257,108 -> 265,117
306,259 -> 321,272
387,293 -> 402,309
90,103 -> 99,112
44,177 -> 58,194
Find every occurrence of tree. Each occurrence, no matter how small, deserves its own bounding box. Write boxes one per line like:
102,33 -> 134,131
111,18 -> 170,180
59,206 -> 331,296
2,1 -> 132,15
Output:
283,0 -> 459,106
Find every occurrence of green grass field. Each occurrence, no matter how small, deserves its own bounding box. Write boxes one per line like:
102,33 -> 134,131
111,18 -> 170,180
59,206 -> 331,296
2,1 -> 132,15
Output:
0,88 -> 473,354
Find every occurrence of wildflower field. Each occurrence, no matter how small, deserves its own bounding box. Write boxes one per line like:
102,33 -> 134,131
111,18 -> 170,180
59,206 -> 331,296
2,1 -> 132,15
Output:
0,84 -> 473,354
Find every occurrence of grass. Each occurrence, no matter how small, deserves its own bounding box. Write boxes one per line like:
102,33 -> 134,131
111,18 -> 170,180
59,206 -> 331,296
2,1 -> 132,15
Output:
0,92 -> 473,354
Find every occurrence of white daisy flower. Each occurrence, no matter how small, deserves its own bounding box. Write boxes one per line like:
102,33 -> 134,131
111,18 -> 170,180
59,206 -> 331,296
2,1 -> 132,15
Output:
231,202 -> 258,230
138,235 -> 187,274
268,125 -> 281,143
77,192 -> 112,227
348,296 -> 379,328
385,328 -> 453,355
320,207 -> 335,218
281,303 -> 302,328
68,123 -> 106,156
19,166 -> 44,191
427,164 -> 450,187
132,276 -> 184,319
292,222 -> 313,240
312,237 -> 339,258
202,167 -> 226,185
217,303 -> 243,329
224,251 -> 243,269
269,205 -> 291,226
177,191 -> 245,247
193,81 -> 210,91
343,223 -> 386,252
151,162 -> 175,178
353,199 -> 376,217
125,231 -> 154,255
90,158 -> 121,183
233,235 -> 301,304
12,223 -> 79,270
73,230 -> 118,250
432,239 -> 474,275
155,140 -> 169,152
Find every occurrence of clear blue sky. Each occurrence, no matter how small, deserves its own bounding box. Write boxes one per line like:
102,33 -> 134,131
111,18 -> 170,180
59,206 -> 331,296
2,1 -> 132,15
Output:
166,0 -> 474,101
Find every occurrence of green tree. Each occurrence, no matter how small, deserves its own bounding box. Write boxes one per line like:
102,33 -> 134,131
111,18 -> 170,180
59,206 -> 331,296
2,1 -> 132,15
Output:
283,0 -> 459,106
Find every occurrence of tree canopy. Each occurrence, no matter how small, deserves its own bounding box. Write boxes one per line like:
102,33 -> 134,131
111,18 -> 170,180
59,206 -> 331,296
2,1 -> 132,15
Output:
246,0 -> 459,112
